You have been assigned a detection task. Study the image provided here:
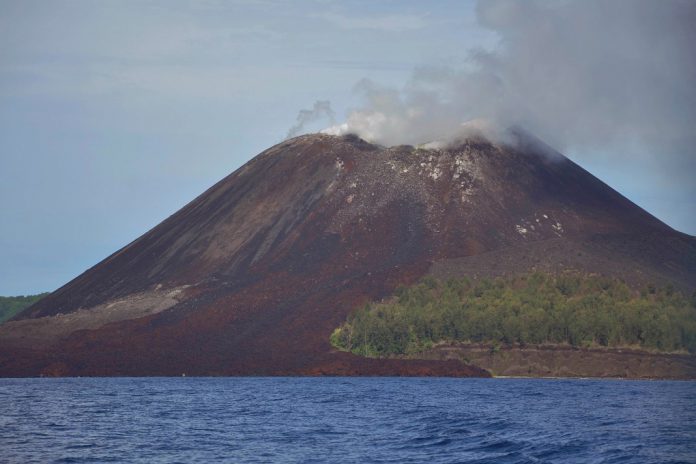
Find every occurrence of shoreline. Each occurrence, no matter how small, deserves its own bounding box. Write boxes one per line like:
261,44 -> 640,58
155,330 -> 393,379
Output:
406,343 -> 696,380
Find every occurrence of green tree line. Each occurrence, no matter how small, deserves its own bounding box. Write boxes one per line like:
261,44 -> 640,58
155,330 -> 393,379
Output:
0,293 -> 49,324
331,273 -> 696,357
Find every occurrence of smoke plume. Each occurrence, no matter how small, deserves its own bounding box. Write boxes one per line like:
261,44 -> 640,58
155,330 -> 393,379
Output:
286,100 -> 336,139
322,0 -> 696,169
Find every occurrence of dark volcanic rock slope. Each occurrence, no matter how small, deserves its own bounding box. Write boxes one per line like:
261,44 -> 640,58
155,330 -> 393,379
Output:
1,132 -> 694,376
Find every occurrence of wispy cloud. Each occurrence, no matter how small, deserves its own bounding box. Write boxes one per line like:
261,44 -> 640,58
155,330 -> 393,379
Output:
316,12 -> 430,32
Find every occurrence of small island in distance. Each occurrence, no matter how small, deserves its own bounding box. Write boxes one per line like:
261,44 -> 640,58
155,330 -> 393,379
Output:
0,294 -> 49,324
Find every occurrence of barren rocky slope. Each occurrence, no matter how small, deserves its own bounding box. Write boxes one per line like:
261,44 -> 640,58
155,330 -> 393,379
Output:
1,131 -> 694,376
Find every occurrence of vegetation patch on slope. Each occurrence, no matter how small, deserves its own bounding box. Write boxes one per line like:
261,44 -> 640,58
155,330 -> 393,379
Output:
0,294 -> 49,324
330,273 -> 696,357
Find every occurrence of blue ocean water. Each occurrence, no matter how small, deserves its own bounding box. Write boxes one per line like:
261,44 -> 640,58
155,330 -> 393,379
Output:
0,378 -> 694,463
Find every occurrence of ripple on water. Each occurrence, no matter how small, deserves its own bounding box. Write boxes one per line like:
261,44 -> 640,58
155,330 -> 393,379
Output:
0,378 -> 694,464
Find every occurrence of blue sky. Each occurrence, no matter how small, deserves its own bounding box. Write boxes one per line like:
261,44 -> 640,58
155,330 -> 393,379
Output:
1,0 -> 694,295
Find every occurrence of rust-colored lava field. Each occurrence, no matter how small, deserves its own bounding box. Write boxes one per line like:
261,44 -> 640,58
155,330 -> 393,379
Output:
1,131 -> 694,377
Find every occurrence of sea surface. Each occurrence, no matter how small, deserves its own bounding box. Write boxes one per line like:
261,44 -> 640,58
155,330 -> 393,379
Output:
1,377 -> 695,463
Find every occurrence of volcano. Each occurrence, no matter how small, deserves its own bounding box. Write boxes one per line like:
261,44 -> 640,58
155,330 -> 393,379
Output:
1,130 -> 694,377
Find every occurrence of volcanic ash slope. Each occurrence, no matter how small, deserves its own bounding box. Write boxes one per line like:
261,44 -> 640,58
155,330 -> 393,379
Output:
1,131 -> 694,376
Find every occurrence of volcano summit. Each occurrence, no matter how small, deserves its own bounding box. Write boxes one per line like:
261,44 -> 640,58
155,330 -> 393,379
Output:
1,131 -> 694,377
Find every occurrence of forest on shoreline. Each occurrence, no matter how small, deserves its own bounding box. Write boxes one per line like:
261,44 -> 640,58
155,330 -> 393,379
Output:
331,273 -> 696,357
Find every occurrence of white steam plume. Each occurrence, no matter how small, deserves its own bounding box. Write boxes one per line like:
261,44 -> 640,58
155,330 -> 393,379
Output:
322,0 -> 696,175
286,100 -> 336,139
